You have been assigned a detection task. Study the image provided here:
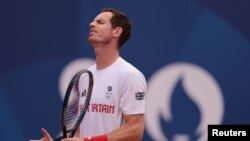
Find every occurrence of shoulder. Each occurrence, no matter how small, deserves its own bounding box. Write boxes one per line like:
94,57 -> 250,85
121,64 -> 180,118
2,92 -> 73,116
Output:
118,58 -> 141,72
118,57 -> 146,83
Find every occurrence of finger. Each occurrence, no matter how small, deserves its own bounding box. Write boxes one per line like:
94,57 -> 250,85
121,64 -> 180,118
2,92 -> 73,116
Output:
61,138 -> 75,141
41,128 -> 52,139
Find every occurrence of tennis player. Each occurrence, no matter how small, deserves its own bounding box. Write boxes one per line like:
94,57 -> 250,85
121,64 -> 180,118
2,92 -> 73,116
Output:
33,7 -> 147,141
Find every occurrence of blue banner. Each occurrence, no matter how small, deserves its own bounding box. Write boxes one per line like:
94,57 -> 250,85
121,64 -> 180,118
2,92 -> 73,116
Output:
1,0 -> 250,140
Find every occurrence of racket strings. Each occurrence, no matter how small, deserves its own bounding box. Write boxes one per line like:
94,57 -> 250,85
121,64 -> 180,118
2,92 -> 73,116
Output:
62,70 -> 93,136
64,81 -> 81,128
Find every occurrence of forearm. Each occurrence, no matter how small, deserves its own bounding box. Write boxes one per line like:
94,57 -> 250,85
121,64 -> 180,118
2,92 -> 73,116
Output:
108,123 -> 144,141
107,114 -> 144,141
83,114 -> 144,141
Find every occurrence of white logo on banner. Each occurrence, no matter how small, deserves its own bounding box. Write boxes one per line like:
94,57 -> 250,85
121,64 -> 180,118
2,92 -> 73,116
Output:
145,63 -> 224,141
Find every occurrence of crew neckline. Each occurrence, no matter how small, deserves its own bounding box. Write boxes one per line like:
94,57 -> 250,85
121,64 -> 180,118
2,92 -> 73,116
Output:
95,57 -> 122,72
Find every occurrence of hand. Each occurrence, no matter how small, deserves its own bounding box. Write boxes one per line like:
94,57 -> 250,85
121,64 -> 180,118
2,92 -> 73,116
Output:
61,137 -> 83,141
30,128 -> 53,141
40,128 -> 53,141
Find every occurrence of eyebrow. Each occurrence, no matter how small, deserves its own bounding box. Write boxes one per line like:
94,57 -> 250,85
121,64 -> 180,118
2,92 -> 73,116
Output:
96,18 -> 105,21
93,17 -> 104,22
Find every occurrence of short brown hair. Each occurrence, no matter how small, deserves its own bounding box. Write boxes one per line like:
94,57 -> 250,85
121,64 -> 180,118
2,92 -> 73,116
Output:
100,7 -> 132,48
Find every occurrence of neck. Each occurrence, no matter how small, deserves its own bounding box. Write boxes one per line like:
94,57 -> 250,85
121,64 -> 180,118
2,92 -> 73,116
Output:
93,44 -> 120,70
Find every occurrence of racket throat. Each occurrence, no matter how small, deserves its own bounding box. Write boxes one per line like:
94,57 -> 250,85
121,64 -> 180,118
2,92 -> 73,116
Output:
62,125 -> 67,138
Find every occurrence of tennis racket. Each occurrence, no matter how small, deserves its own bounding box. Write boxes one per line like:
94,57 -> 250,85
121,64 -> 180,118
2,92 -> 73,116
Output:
54,69 -> 93,141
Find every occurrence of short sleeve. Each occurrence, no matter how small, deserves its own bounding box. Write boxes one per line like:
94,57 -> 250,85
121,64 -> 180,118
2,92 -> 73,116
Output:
120,70 -> 147,115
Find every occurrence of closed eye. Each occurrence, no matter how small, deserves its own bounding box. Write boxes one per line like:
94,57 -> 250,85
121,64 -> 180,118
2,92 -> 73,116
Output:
96,19 -> 105,24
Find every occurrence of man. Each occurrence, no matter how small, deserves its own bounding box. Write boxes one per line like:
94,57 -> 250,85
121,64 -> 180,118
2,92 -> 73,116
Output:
33,7 -> 147,141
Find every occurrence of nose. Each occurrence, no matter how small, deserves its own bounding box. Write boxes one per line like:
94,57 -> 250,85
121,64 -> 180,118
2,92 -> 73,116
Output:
89,21 -> 95,27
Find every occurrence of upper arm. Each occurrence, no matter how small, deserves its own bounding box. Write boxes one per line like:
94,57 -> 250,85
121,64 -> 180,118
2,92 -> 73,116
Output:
120,70 -> 147,115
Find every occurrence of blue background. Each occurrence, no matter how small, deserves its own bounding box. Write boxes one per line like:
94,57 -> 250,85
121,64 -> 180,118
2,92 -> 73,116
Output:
0,0 -> 250,140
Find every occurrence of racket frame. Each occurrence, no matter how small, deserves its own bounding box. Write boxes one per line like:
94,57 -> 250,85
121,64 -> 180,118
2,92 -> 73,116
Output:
61,69 -> 93,139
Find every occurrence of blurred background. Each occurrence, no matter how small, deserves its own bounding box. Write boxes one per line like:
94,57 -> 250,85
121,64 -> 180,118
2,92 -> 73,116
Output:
1,0 -> 250,141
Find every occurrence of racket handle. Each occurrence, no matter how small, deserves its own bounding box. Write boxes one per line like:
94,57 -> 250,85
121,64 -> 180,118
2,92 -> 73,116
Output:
62,125 -> 67,138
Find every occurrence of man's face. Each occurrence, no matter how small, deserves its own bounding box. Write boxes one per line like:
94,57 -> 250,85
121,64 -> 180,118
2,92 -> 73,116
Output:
88,12 -> 114,45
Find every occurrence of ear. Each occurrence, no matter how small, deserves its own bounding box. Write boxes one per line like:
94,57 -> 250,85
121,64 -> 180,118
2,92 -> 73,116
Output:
113,27 -> 123,38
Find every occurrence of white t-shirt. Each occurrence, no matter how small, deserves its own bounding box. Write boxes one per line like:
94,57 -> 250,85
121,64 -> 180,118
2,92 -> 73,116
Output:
79,57 -> 147,138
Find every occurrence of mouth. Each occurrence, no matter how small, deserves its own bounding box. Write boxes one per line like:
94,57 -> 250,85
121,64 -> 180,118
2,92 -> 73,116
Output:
89,30 -> 96,36
89,29 -> 96,34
